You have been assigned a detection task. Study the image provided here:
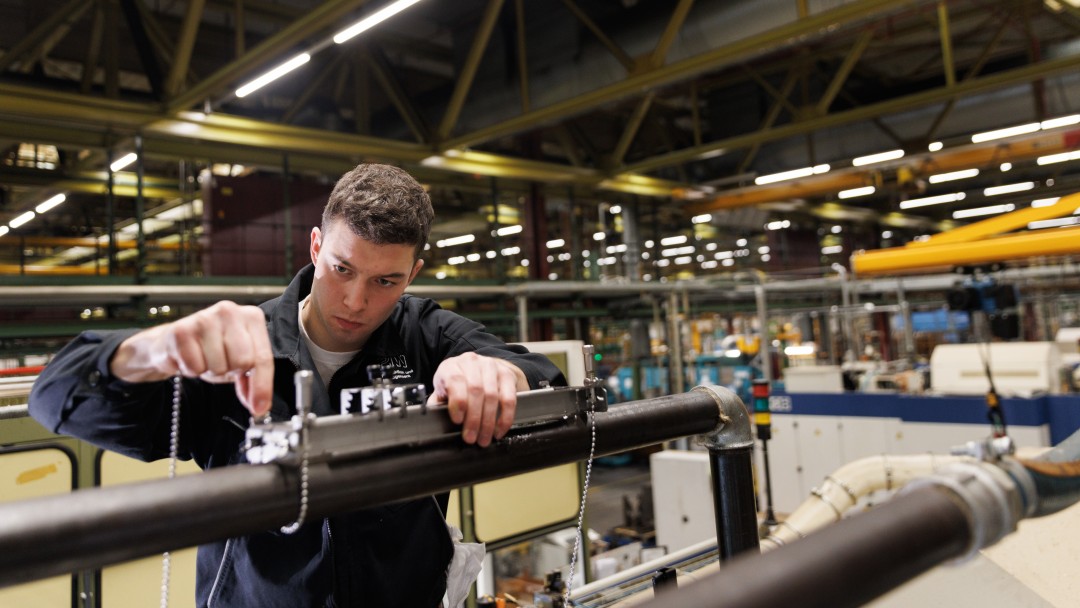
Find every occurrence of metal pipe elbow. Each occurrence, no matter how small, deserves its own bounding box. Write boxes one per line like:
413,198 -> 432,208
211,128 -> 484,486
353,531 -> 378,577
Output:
692,384 -> 754,451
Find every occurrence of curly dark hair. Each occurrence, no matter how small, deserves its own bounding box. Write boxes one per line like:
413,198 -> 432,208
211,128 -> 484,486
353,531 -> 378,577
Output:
322,163 -> 434,259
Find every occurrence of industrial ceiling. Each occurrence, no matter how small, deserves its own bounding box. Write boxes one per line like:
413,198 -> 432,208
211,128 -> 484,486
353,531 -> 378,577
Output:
1,0 -> 1079,280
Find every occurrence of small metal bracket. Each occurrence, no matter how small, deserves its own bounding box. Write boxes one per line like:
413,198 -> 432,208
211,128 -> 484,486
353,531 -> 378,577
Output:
582,344 -> 608,413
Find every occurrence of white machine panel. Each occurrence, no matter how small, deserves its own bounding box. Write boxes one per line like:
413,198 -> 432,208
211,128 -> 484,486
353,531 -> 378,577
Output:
930,342 -> 1063,396
783,365 -> 844,393
650,451 -> 716,553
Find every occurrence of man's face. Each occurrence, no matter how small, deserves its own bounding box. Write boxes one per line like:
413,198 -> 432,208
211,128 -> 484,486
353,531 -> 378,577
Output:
304,219 -> 423,352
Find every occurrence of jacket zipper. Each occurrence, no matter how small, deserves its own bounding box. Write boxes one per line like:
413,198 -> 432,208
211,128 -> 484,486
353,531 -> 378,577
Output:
325,518 -> 337,607
206,538 -> 232,607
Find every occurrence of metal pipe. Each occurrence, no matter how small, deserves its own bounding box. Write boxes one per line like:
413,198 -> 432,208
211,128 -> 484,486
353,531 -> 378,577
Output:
696,385 -> 759,560
637,485 -> 972,608
0,389 -> 726,587
516,294 -> 529,341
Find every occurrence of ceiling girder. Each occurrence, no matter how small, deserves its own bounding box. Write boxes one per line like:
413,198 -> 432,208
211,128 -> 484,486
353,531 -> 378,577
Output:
442,0 -> 930,150
435,0 -> 505,142
0,0 -> 91,73
166,0 -> 371,113
80,3 -> 106,94
559,0 -> 634,71
627,50 -> 1080,177
118,0 -> 166,99
362,42 -> 430,142
164,0 -> 207,98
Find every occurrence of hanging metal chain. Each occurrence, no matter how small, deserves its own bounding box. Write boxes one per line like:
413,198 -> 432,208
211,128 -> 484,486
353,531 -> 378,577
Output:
565,345 -> 603,604
280,370 -> 314,534
160,374 -> 182,608
564,405 -> 596,605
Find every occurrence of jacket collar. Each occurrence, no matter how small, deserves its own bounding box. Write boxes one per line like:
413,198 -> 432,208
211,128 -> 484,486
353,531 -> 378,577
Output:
264,264 -> 313,365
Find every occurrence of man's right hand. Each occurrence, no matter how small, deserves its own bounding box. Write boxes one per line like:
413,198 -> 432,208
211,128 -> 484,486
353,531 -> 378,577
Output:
110,301 -> 274,417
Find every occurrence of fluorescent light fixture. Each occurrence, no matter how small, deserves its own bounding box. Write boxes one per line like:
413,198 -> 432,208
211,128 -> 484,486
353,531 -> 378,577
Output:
660,235 -> 688,246
691,213 -> 712,224
674,256 -> 693,265
609,205 -> 622,214
722,258 -> 735,267
1037,150 -> 1080,165
436,234 -> 475,248
1000,162 -> 1012,172
899,192 -> 966,209
500,246 -> 521,256
655,259 -> 671,267
715,250 -> 733,260
984,182 -> 1034,196
1040,114 -> 1080,130
830,225 -> 842,234
448,256 -> 466,265
754,164 -> 830,185
606,244 -> 627,253
758,246 -> 770,254
662,246 -> 695,257
821,245 -> 843,255
838,186 -> 875,199
593,231 -> 605,241
0,226 -> 8,237
881,231 -> 893,239
485,250 -> 496,259
9,211 -> 35,229
784,344 -> 816,356
1031,197 -> 1061,208
971,122 -> 1040,143
546,238 -> 565,249
928,141 -> 943,152
236,53 -> 311,97
34,193 -> 66,214
724,349 -> 742,358
495,224 -> 522,236
952,203 -> 1015,219
765,220 -> 791,230
110,153 -> 137,172
701,260 -> 718,269
1028,217 -> 1079,230
334,0 -> 426,44
466,253 -> 480,262
852,149 -> 904,166
928,168 -> 978,184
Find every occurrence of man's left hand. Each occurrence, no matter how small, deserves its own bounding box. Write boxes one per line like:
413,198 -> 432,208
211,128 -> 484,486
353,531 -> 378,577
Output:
428,353 -> 529,447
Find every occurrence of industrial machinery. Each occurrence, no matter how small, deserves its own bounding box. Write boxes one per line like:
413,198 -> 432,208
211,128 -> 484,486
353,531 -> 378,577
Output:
0,348 -> 762,606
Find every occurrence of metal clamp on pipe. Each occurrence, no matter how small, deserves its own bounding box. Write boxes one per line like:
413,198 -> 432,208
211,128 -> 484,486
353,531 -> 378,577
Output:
900,458 -> 1034,563
246,343 -> 610,467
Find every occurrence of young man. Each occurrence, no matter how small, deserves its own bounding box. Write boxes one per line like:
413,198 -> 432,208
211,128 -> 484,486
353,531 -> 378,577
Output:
29,163 -> 566,607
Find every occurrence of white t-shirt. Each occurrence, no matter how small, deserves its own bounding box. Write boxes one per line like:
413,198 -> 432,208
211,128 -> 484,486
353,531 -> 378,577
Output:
298,296 -> 359,387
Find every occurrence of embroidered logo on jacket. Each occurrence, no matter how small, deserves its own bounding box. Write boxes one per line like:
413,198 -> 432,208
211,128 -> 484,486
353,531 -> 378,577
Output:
380,355 -> 416,381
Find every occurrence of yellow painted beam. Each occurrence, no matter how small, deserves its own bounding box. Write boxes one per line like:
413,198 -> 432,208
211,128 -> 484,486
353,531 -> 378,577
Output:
911,192 -> 1080,247
851,226 -> 1080,276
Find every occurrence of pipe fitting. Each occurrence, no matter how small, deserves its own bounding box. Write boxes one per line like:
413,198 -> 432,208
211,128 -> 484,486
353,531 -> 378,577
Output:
692,384 -> 754,451
902,460 -> 1026,562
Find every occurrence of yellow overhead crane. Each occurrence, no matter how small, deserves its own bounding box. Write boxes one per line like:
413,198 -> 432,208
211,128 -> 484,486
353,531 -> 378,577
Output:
850,192 -> 1080,276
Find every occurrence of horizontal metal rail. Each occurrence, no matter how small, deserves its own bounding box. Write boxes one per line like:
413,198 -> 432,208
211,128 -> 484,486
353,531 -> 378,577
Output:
0,389 -> 726,587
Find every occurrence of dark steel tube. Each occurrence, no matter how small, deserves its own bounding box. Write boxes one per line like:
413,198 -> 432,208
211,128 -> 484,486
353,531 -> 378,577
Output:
638,485 -> 972,608
708,446 -> 760,560
0,391 -> 722,587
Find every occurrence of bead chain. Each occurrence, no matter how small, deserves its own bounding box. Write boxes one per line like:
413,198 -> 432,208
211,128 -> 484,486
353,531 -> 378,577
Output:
280,406 -> 310,534
160,375 -> 182,608
564,403 -> 597,605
